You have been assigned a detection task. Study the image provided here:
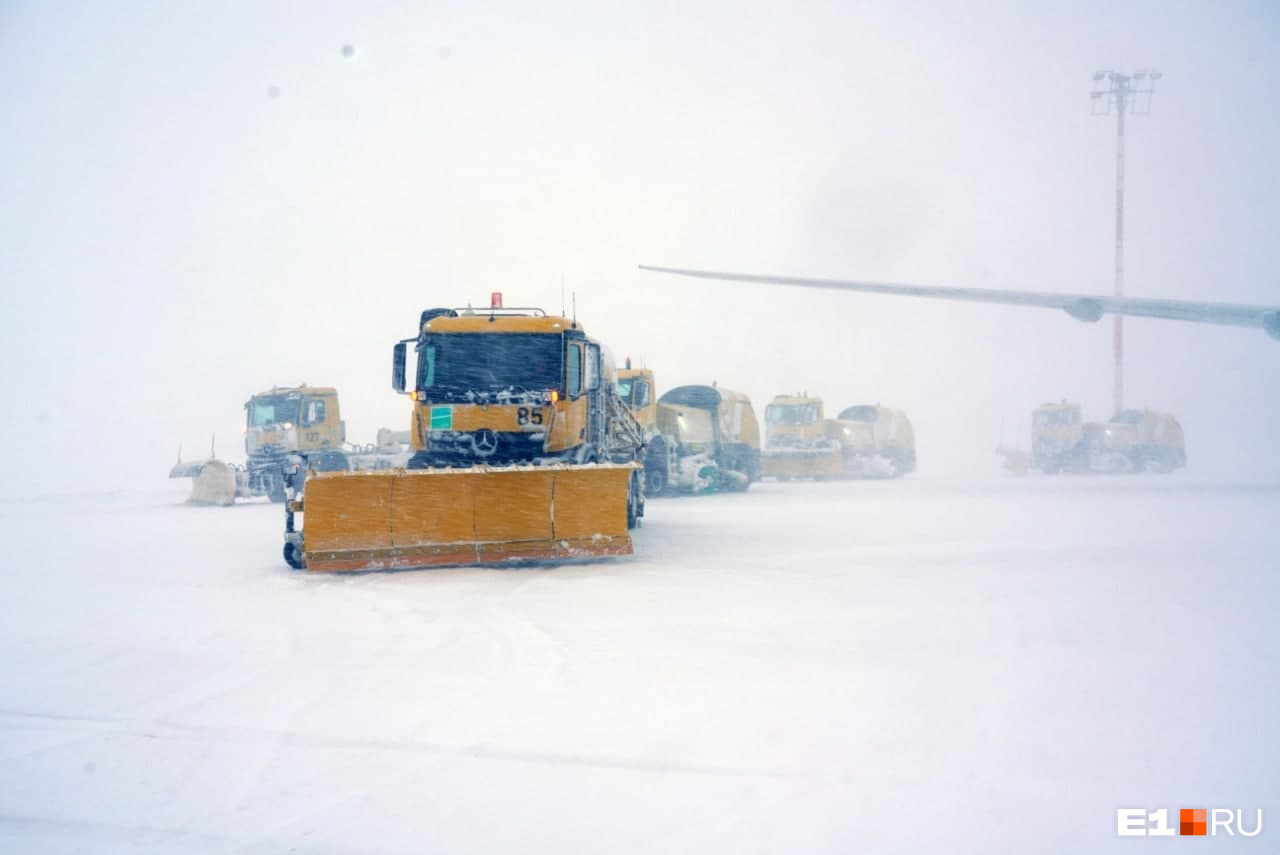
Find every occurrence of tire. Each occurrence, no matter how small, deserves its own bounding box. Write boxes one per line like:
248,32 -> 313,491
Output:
626,472 -> 641,529
311,450 -> 350,472
902,449 -> 917,475
267,473 -> 287,503
644,439 -> 668,495
283,542 -> 304,570
721,444 -> 755,490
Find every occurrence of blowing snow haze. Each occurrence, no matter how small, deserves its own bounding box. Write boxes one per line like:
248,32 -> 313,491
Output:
2,6 -> 1280,853
1,2 -> 1278,494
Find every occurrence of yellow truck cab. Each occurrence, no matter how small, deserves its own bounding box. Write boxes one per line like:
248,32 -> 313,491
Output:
395,306 -> 631,468
1031,401 -> 1086,473
616,365 -> 657,433
244,385 -> 348,500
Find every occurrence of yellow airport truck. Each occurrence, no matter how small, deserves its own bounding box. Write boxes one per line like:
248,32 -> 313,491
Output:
170,385 -> 410,505
828,404 -> 917,478
617,366 -> 761,494
1084,408 -> 1187,473
761,394 -> 843,479
282,299 -> 645,572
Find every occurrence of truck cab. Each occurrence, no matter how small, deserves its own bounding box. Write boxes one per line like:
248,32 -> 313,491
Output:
616,366 -> 657,433
1031,401 -> 1085,473
245,385 -> 346,499
761,394 -> 841,479
764,395 -> 828,449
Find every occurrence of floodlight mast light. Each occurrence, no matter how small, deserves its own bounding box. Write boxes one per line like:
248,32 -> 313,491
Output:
1091,69 -> 1161,413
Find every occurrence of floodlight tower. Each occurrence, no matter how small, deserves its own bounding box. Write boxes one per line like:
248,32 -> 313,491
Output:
1091,69 -> 1161,415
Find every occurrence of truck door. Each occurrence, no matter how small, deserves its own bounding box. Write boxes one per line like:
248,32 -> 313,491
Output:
301,397 -> 330,450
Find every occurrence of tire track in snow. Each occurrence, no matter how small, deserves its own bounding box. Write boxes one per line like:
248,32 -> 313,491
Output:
0,708 -> 800,782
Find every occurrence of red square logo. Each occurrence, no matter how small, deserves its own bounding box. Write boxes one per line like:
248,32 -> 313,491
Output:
1180,808 -> 1207,836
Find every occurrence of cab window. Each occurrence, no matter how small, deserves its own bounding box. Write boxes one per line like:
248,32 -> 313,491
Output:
303,399 -> 326,426
567,344 -> 582,397
584,344 -> 600,391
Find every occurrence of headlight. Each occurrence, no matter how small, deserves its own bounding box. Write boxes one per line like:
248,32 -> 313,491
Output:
284,422 -> 294,430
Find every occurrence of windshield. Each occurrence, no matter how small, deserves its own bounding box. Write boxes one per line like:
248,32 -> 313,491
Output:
1033,409 -> 1076,427
766,404 -> 819,425
661,407 -> 715,444
1111,410 -> 1145,424
247,395 -> 300,427
417,333 -> 562,401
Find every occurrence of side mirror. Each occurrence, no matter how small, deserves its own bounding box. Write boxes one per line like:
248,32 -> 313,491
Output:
392,342 -> 407,393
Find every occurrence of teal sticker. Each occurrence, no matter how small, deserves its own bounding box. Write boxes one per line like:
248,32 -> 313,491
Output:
429,406 -> 453,430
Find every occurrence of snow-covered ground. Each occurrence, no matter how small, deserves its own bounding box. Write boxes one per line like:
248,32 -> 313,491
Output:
0,474 -> 1275,853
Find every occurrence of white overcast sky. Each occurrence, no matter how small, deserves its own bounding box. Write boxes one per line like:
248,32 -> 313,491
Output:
2,1 -> 1277,493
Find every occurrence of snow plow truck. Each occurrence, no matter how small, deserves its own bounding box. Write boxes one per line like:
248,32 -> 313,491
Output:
616,366 -> 760,494
169,385 -> 411,505
761,394 -> 843,480
282,297 -> 646,572
1029,401 -> 1185,474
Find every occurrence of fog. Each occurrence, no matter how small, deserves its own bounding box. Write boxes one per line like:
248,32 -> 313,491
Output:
2,1 -> 1277,494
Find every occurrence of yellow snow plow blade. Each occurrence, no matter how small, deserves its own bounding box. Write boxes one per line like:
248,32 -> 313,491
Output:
287,464 -> 637,572
762,448 -> 842,480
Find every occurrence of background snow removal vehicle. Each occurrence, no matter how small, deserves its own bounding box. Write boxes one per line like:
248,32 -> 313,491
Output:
282,297 -> 645,572
169,385 -> 411,505
649,384 -> 760,494
1025,401 -> 1186,474
616,366 -> 760,495
828,404 -> 916,478
761,394 -> 842,480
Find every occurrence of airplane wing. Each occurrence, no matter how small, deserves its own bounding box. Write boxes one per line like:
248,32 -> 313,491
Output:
637,265 -> 1280,341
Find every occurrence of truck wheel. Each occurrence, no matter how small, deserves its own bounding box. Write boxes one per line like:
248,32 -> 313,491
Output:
644,438 -> 668,495
626,472 -> 641,529
312,450 -> 350,472
283,542 -> 304,570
